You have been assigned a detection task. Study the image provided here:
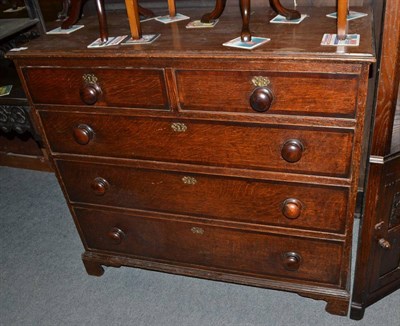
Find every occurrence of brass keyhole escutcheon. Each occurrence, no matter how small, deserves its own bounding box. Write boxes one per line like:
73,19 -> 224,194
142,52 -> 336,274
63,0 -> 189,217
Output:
171,122 -> 187,132
251,76 -> 270,87
182,176 -> 197,185
82,73 -> 98,84
191,227 -> 204,235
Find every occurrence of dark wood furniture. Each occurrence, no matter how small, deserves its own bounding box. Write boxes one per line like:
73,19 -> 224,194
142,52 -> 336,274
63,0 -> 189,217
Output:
0,0 -> 51,171
60,0 -> 159,41
0,0 -> 46,35
61,0 -> 349,42
350,0 -> 400,319
201,0 -> 349,42
9,4 -> 392,318
202,0 -> 301,41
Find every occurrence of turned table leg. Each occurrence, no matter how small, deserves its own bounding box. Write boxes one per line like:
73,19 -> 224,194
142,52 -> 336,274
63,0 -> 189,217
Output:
94,0 -> 108,42
240,0 -> 251,42
58,0 -> 71,20
167,0 -> 176,17
61,0 -> 84,29
200,0 -> 302,41
125,0 -> 142,40
269,0 -> 301,20
337,0 -> 349,40
60,0 -> 150,41
201,0 -> 227,23
239,0 -> 301,42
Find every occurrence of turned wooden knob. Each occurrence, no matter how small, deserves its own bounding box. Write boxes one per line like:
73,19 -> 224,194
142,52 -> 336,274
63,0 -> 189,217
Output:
72,124 -> 94,145
249,87 -> 274,112
282,198 -> 303,219
80,83 -> 102,105
282,252 -> 302,271
108,227 -> 125,244
91,177 -> 109,196
281,139 -> 304,163
378,238 -> 391,249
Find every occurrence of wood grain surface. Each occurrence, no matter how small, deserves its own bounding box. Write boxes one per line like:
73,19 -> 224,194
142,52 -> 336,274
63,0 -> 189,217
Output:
7,6 -> 374,60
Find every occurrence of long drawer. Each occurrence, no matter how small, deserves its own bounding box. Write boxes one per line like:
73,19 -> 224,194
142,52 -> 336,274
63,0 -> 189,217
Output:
75,207 -> 344,286
175,70 -> 358,117
41,111 -> 354,177
22,67 -> 169,109
57,160 -> 348,233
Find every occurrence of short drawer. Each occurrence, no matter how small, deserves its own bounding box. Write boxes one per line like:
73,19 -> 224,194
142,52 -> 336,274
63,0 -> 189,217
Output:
22,67 -> 169,109
41,112 -> 354,177
75,207 -> 344,286
57,160 -> 348,233
175,70 -> 358,117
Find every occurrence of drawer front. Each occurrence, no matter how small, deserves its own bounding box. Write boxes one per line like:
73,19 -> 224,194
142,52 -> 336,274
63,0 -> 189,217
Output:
57,160 -> 348,233
75,207 -> 343,286
41,112 -> 354,177
176,70 -> 358,117
23,67 -> 169,109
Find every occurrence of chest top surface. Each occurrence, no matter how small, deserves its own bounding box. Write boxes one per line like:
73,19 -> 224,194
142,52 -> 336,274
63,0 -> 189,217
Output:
7,5 -> 375,62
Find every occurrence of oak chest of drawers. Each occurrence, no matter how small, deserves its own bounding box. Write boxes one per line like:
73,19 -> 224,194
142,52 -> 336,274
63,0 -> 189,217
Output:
9,6 -> 375,316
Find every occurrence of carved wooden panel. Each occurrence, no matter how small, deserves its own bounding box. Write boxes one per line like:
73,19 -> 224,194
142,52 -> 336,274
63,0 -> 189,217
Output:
389,192 -> 400,228
0,105 -> 32,134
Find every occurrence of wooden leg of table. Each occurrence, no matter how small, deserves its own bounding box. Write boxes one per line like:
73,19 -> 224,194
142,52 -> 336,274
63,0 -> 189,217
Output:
337,0 -> 348,40
95,0 -> 108,42
58,0 -> 71,20
168,0 -> 176,17
240,0 -> 251,42
201,0 -> 227,23
61,0 -> 83,29
125,0 -> 142,40
269,0 -> 301,20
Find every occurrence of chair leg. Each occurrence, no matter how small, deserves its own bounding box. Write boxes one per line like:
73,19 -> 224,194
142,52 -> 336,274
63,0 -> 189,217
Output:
269,0 -> 301,20
201,0 -> 227,23
125,0 -> 142,40
337,0 -> 349,40
95,0 -> 108,42
58,0 -> 71,20
240,0 -> 251,42
61,0 -> 83,29
167,0 -> 176,17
